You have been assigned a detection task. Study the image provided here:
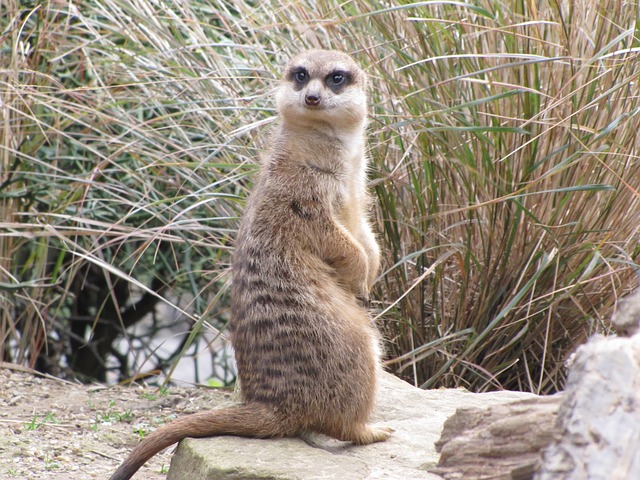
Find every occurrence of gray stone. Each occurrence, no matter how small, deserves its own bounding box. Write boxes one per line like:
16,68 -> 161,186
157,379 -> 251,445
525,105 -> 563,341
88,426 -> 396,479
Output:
611,290 -> 640,337
167,372 -> 536,480
535,333 -> 640,480
431,394 -> 562,479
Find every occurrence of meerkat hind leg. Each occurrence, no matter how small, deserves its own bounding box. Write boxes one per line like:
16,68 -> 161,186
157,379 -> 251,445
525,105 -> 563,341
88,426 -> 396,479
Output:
338,423 -> 395,445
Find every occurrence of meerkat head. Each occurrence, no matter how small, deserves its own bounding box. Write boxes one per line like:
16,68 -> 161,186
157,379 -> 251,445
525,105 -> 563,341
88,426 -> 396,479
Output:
276,49 -> 368,132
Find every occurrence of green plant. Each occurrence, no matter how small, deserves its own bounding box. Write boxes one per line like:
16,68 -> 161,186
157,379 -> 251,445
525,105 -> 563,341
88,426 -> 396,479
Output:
24,415 -> 38,431
100,409 -> 134,423
133,426 -> 148,440
139,384 -> 171,401
43,454 -> 60,470
24,412 -> 58,431
96,401 -> 133,423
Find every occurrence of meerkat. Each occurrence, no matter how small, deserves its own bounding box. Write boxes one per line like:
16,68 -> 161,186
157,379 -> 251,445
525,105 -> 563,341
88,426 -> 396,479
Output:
109,49 -> 392,480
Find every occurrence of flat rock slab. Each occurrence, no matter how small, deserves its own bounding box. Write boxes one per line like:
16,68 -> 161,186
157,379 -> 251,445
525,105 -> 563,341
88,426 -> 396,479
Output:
167,372 -> 537,480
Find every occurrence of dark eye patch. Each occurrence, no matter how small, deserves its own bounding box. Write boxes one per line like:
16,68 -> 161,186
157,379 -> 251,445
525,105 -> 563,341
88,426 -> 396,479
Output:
289,67 -> 309,90
326,70 -> 351,92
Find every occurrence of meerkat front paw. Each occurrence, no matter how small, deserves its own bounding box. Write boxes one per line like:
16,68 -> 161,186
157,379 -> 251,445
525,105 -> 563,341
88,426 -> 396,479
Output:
352,264 -> 371,301
346,276 -> 369,303
356,294 -> 370,308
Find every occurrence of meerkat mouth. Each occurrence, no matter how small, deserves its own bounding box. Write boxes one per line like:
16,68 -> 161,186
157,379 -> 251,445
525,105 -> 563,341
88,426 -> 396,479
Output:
303,100 -> 336,112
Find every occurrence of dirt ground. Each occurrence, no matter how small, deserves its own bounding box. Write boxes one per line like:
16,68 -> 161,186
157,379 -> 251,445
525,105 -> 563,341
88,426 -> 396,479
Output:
0,364 -> 233,480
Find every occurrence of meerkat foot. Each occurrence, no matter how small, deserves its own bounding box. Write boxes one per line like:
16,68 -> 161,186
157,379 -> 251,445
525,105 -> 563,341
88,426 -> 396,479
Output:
342,424 -> 394,445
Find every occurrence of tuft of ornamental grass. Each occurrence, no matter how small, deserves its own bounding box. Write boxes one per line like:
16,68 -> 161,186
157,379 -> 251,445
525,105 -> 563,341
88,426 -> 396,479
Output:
0,0 -> 262,380
362,0 -> 640,392
1,0 -> 638,392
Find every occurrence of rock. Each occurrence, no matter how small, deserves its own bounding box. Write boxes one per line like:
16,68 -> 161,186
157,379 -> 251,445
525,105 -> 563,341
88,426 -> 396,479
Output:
611,289 -> 640,337
430,394 -> 562,480
535,332 -> 640,480
430,329 -> 640,479
430,292 -> 640,480
167,372 -> 536,480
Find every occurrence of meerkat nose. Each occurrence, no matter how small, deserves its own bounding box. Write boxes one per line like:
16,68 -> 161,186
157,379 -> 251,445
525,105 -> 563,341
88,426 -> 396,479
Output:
305,93 -> 321,106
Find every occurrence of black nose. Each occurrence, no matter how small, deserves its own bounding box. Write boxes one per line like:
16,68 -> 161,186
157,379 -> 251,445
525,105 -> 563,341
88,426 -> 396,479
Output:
305,94 -> 321,106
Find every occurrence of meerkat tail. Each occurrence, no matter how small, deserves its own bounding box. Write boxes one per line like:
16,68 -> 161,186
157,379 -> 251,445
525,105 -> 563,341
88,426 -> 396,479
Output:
110,403 -> 294,480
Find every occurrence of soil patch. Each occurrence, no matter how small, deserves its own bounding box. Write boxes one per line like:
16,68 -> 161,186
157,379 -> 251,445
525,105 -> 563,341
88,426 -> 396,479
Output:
0,364 -> 232,479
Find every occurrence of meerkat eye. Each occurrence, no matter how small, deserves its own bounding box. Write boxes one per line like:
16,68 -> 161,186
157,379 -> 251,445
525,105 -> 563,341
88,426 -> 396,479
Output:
292,69 -> 308,84
331,74 -> 344,84
325,70 -> 351,93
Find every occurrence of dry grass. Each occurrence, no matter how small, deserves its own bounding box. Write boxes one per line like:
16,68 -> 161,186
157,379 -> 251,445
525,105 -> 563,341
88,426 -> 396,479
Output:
1,0 -> 638,392
364,0 -> 640,392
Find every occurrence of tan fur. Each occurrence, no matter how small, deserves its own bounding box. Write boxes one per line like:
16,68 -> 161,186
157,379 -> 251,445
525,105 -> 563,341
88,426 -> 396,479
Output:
110,49 -> 391,480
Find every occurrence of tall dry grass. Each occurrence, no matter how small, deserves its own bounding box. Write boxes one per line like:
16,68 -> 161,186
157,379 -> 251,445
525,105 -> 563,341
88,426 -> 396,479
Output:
1,0 -> 638,391
363,0 -> 640,392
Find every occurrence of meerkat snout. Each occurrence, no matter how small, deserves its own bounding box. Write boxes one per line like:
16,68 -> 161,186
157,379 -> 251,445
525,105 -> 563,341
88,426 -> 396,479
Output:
305,93 -> 321,107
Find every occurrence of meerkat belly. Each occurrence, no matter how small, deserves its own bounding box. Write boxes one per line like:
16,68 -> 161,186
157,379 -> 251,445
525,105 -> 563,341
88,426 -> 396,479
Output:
231,250 -> 377,415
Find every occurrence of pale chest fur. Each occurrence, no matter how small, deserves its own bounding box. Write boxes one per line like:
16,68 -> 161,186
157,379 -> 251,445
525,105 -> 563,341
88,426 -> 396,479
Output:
333,134 -> 369,235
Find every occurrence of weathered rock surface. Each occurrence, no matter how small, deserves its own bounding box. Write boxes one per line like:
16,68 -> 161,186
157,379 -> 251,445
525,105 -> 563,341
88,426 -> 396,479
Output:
535,333 -> 640,480
431,394 -> 563,480
167,372 -> 537,480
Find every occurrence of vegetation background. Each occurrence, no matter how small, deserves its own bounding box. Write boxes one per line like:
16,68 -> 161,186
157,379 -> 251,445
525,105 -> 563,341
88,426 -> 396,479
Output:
1,0 -> 638,394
